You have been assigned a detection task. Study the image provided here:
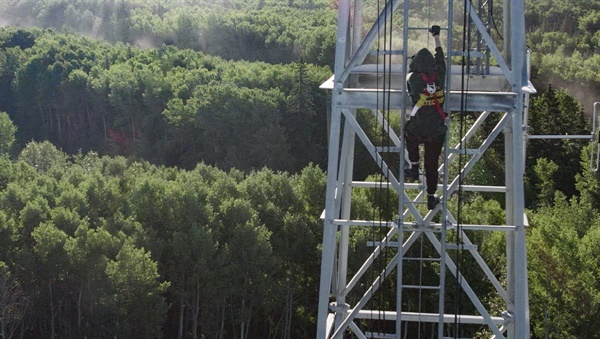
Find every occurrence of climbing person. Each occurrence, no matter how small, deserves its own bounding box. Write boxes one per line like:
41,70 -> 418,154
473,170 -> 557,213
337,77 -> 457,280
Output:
404,24 -> 447,210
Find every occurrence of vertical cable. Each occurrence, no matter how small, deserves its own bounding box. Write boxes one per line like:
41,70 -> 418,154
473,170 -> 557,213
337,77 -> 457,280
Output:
371,0 -> 383,332
371,0 -> 394,334
381,0 -> 394,334
454,0 -> 471,337
373,0 -> 395,334
418,235 -> 424,338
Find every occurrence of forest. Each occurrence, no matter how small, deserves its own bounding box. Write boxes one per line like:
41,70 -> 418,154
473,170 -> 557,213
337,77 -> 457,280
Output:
0,0 -> 599,338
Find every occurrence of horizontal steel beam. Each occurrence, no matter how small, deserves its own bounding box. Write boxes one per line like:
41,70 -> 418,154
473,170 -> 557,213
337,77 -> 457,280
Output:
329,88 -> 516,112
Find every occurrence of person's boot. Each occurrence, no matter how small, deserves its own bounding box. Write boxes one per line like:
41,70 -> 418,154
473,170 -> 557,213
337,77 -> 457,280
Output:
427,194 -> 440,210
404,163 -> 419,182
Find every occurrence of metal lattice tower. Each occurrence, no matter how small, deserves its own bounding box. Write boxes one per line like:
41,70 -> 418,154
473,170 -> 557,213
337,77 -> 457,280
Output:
316,0 -> 533,337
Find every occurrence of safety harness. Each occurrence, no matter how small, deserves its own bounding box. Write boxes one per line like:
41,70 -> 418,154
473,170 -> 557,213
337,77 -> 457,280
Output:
409,72 -> 446,120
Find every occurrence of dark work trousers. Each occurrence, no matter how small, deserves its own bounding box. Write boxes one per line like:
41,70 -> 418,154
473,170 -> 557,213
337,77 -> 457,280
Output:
405,134 -> 444,195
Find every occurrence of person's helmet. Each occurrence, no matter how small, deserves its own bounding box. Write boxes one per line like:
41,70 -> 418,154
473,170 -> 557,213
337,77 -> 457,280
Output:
409,48 -> 435,73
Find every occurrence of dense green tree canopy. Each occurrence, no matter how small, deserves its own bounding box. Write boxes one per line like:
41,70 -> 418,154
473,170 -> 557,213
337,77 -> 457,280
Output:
0,143 -> 327,337
0,27 -> 331,172
1,0 -> 337,66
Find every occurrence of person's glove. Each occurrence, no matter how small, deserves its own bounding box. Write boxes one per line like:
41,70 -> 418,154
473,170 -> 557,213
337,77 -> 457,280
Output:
429,25 -> 441,36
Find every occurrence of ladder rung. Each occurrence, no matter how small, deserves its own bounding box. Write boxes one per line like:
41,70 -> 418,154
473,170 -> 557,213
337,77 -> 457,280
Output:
375,146 -> 402,152
365,332 -> 395,339
401,229 -> 443,235
369,49 -> 404,55
399,225 -> 443,232
367,241 -> 400,247
401,285 -> 440,290
407,26 -> 448,31
449,148 -> 481,155
333,219 -> 395,227
397,221 -> 443,230
402,257 -> 441,262
446,244 -> 478,251
450,50 -> 485,58
402,200 -> 427,205
350,64 -> 403,74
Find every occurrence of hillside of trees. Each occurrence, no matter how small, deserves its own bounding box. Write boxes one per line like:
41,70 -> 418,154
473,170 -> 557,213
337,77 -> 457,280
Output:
1,0 -> 600,108
0,0 -> 599,338
0,0 -> 337,66
0,27 -> 331,173
0,139 -> 328,338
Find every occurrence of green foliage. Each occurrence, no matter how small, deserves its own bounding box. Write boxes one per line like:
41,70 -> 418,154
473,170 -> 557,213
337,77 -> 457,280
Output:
0,149 -> 327,337
291,163 -> 326,216
533,158 -> 559,207
527,194 -> 600,338
525,0 -> 600,107
575,145 -> 600,211
105,241 -> 170,338
0,27 -> 331,172
0,112 -> 16,155
526,86 -> 589,202
18,141 -> 67,173
0,263 -> 29,338
1,0 -> 337,66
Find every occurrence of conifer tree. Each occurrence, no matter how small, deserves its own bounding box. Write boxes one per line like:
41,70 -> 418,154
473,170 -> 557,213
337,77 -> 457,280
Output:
285,60 -> 318,171
0,112 -> 16,155
527,85 -> 589,202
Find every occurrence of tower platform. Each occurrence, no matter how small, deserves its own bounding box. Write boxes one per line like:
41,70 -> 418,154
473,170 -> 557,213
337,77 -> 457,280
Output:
320,64 -> 534,112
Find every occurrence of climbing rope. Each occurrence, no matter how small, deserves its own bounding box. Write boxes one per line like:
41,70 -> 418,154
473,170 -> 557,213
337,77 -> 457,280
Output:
452,0 -> 473,336
370,0 -> 395,335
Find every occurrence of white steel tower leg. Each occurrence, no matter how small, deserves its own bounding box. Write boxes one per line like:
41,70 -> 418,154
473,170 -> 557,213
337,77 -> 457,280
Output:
505,0 -> 530,337
316,0 -> 352,336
